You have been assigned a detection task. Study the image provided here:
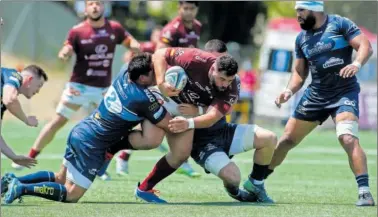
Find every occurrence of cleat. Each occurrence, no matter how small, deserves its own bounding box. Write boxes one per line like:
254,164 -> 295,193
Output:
3,178 -> 23,204
243,179 -> 274,204
1,173 -> 16,197
98,172 -> 111,181
175,163 -> 201,178
227,188 -> 258,202
134,183 -> 167,204
356,192 -> 375,206
11,162 -> 25,171
116,157 -> 129,176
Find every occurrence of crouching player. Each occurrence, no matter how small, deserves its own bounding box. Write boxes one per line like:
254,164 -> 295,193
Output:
1,53 -> 189,204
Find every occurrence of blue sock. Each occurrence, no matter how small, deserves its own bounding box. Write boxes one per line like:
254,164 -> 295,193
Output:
356,174 -> 369,188
18,171 -> 55,184
97,159 -> 111,176
20,182 -> 67,202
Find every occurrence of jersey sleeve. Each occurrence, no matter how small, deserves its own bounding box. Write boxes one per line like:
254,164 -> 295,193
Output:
164,48 -> 192,70
136,89 -> 167,124
160,25 -> 177,47
4,69 -> 23,89
295,34 -> 305,59
340,17 -> 361,41
114,23 -> 131,45
211,76 -> 240,115
64,28 -> 78,51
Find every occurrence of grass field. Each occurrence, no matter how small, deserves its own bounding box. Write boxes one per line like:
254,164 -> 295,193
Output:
1,120 -> 377,217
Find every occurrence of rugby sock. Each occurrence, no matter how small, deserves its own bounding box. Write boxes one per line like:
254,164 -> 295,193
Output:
119,151 -> 131,161
356,174 -> 370,194
28,148 -> 40,159
139,156 -> 176,191
20,182 -> 67,202
17,171 -> 55,184
250,163 -> 269,185
225,184 -> 239,196
264,169 -> 274,179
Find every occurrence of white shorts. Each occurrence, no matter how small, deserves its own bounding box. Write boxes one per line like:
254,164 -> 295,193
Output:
60,82 -> 108,106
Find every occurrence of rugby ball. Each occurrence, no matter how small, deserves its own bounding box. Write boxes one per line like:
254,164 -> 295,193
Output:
165,66 -> 188,91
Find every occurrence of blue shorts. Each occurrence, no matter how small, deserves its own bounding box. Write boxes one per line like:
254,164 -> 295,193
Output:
63,126 -> 107,189
293,87 -> 360,124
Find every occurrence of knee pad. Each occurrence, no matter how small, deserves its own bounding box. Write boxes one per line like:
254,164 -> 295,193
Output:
204,152 -> 231,176
56,103 -> 77,119
336,120 -> 359,139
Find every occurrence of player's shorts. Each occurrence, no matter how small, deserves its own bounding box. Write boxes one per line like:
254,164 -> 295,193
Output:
62,124 -> 107,189
293,87 -> 360,124
191,118 -> 258,174
60,82 -> 108,106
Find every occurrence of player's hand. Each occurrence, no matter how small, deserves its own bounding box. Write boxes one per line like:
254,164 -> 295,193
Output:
168,116 -> 189,133
130,39 -> 141,51
25,116 -> 38,127
158,82 -> 181,97
275,89 -> 293,108
58,50 -> 70,61
339,64 -> 359,78
178,104 -> 199,116
12,155 -> 37,168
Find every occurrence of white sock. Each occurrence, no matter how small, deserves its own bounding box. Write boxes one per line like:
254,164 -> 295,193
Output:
359,186 -> 370,194
252,179 -> 264,185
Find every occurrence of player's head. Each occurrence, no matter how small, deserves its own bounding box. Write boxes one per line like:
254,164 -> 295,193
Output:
295,1 -> 324,30
178,1 -> 199,22
204,39 -> 228,56
151,26 -> 162,44
128,53 -> 154,87
20,65 -> 48,99
209,55 -> 238,92
85,0 -> 105,22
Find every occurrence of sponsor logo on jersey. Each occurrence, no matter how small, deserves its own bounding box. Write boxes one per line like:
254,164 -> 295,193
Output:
153,106 -> 164,119
307,40 -> 334,56
81,39 -> 93,44
323,57 -> 345,68
195,55 -> 207,63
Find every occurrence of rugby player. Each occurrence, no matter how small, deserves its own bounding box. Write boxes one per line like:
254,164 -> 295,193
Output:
267,1 -> 375,206
13,1 -> 140,173
135,46 -> 276,203
0,66 -> 47,171
2,53 -> 192,204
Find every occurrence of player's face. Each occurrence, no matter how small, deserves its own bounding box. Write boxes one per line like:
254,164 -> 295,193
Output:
151,29 -> 161,44
86,1 -> 104,21
296,9 -> 316,30
24,76 -> 45,99
209,65 -> 235,92
140,67 -> 155,87
179,3 -> 198,22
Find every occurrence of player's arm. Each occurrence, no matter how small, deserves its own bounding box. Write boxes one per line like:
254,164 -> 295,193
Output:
178,104 -> 209,117
2,84 -> 28,124
122,35 -> 140,52
156,27 -> 176,49
58,29 -> 76,61
339,17 -> 373,78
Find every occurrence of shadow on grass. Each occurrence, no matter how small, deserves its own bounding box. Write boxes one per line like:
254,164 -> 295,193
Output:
82,201 -> 274,207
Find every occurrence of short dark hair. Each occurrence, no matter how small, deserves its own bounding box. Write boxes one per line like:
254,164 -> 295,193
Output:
179,1 -> 199,7
24,65 -> 48,81
128,52 -> 152,81
215,55 -> 238,76
204,39 -> 228,53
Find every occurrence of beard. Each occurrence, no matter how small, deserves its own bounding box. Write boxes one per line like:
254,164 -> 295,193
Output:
210,76 -> 226,92
299,14 -> 316,30
88,12 -> 103,21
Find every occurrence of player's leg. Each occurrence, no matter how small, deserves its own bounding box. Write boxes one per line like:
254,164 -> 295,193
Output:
266,117 -> 318,176
136,130 -> 194,203
115,150 -> 133,175
334,105 -> 374,206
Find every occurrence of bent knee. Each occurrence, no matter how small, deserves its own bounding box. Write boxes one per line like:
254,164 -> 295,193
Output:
338,134 -> 359,148
277,134 -> 298,150
218,163 -> 240,186
254,127 -> 277,150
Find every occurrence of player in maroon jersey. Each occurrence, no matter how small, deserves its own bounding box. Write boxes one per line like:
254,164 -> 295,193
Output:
157,1 -> 201,49
135,47 -> 277,203
12,1 -> 140,171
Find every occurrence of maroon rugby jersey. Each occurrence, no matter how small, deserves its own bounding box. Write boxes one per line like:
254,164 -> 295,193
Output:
64,20 -> 131,87
164,48 -> 240,115
160,16 -> 201,48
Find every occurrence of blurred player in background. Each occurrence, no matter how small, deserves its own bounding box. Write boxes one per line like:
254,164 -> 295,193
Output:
13,1 -> 140,176
0,66 -> 47,183
157,1 -> 201,49
270,1 -> 375,206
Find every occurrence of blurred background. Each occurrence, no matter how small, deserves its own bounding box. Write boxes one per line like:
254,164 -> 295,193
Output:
0,1 -> 376,131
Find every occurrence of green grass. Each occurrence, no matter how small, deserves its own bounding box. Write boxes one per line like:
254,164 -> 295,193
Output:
1,121 -> 377,217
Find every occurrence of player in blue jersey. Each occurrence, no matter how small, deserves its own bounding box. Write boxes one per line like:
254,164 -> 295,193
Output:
267,1 -> 375,206
0,65 -> 47,169
1,53 -> 186,204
